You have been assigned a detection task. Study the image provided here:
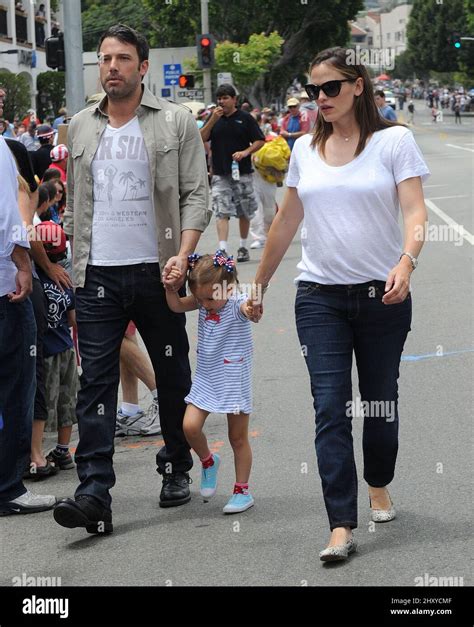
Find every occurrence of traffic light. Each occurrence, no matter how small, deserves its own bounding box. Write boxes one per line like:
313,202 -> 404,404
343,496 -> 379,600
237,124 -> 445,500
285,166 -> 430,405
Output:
197,34 -> 215,69
453,33 -> 462,49
45,32 -> 65,71
178,74 -> 195,89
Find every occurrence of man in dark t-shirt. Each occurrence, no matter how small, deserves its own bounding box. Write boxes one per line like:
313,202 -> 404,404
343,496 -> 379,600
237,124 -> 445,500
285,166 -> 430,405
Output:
30,124 -> 55,180
200,84 -> 264,262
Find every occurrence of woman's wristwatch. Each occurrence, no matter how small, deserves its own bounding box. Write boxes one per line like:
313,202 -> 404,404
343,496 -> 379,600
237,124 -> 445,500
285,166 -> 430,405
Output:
399,252 -> 418,270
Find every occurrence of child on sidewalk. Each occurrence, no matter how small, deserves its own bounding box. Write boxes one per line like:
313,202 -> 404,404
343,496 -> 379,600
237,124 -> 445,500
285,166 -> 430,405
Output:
35,221 -> 78,471
164,250 -> 255,514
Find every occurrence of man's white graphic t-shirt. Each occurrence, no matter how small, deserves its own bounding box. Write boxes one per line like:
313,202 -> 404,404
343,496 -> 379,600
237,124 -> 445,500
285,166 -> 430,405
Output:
89,116 -> 159,265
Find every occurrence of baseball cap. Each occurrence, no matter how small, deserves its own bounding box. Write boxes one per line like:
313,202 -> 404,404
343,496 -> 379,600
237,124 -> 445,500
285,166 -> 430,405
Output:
300,91 -> 310,100
287,97 -> 299,107
207,103 -> 217,109
34,221 -> 66,256
36,124 -> 55,138
51,144 -> 68,162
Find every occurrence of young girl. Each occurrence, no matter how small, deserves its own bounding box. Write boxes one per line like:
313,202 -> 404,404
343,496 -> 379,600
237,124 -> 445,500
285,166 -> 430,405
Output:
164,250 -> 255,514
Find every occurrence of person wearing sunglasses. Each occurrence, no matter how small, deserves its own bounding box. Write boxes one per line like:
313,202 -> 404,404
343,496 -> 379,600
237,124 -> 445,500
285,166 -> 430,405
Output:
280,98 -> 311,151
249,47 -> 429,562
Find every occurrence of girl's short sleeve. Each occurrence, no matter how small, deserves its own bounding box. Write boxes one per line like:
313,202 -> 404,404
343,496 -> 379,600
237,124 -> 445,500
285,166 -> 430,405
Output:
392,129 -> 430,185
285,142 -> 300,187
231,293 -> 249,322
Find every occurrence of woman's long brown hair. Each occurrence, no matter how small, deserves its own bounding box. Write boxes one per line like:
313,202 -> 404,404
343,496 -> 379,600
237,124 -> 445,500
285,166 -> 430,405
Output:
310,47 -> 403,157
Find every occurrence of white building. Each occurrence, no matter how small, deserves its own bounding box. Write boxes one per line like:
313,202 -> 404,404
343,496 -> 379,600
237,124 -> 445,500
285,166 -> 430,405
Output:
0,0 -> 59,109
350,3 -> 412,57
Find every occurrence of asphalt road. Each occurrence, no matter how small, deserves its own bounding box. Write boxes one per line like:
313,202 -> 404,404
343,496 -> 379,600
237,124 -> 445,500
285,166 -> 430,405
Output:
1,103 -> 472,589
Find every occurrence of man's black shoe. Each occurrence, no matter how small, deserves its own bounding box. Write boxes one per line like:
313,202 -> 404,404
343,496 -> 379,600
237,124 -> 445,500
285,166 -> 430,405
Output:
237,247 -> 250,262
53,495 -> 113,534
159,471 -> 192,508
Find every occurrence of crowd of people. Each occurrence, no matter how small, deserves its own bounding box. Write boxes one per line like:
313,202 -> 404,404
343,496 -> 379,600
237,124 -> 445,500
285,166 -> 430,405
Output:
1,26 -> 431,562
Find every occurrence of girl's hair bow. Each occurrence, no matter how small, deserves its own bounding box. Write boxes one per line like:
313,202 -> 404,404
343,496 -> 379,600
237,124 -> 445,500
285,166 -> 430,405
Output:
188,253 -> 201,269
213,250 -> 235,273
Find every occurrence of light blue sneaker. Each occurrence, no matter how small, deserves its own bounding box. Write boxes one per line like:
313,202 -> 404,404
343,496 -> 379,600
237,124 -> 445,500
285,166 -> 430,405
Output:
223,492 -> 254,514
200,453 -> 221,499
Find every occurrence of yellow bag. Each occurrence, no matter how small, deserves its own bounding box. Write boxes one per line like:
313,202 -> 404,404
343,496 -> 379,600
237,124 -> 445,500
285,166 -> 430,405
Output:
253,136 -> 291,184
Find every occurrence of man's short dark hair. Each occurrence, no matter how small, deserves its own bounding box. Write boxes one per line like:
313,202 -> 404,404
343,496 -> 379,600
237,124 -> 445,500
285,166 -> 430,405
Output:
97,24 -> 149,64
374,90 -> 385,99
42,167 -> 61,182
216,84 -> 236,98
44,180 -> 58,201
37,184 -> 49,207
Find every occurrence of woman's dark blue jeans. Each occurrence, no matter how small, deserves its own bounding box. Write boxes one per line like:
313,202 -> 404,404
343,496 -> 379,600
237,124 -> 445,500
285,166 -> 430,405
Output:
295,280 -> 411,531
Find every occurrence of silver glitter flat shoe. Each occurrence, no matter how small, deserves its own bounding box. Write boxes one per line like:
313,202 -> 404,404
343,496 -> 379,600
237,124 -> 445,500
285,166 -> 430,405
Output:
370,491 -> 396,522
319,537 -> 357,562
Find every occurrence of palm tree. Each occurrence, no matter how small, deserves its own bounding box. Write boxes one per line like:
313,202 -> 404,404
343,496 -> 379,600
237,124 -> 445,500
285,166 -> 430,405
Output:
95,182 -> 105,201
130,184 -> 138,199
119,171 -> 135,200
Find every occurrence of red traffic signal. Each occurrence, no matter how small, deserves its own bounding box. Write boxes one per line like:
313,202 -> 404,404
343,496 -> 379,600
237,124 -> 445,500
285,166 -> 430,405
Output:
197,33 -> 215,69
178,74 -> 195,89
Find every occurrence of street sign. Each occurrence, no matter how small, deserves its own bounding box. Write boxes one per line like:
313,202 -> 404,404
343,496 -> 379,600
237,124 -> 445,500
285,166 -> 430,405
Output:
217,72 -> 233,86
164,63 -> 182,86
177,89 -> 204,99
161,88 -> 171,98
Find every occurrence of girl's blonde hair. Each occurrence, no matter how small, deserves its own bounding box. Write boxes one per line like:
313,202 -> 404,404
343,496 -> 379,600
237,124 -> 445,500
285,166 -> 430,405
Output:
18,174 -> 31,196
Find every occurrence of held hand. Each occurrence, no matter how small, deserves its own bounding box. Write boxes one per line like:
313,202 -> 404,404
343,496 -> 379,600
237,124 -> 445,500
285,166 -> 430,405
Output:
8,269 -> 33,303
163,256 -> 187,289
163,266 -> 183,291
232,150 -> 248,162
280,130 -> 289,138
383,261 -> 412,304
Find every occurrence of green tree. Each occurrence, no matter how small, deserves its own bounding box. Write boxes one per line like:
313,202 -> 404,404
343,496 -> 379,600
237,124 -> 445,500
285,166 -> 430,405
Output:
0,72 -> 31,121
36,71 -> 65,121
406,0 -> 474,77
185,32 -> 284,103
81,0 -> 363,102
81,0 -> 158,51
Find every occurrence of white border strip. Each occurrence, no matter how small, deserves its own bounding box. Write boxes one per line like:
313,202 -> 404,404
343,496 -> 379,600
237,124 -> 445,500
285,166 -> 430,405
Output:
425,199 -> 474,246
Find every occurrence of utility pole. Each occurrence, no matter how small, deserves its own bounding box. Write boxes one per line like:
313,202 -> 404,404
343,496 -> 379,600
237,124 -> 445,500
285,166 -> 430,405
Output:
201,0 -> 212,104
63,0 -> 85,116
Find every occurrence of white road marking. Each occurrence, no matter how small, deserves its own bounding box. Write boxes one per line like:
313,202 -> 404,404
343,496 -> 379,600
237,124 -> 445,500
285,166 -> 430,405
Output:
423,184 -> 449,188
425,199 -> 474,246
445,143 -> 474,153
426,195 -> 469,200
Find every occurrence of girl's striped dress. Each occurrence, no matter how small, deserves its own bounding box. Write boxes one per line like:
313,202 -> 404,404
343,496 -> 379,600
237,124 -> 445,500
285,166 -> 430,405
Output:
185,293 -> 253,414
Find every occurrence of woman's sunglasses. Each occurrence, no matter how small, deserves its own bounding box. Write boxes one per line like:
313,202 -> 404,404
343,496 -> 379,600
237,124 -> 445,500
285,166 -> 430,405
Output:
304,79 -> 355,101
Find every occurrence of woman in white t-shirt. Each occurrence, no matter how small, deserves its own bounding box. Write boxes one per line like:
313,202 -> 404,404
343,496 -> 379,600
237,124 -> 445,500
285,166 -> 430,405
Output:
250,47 -> 429,562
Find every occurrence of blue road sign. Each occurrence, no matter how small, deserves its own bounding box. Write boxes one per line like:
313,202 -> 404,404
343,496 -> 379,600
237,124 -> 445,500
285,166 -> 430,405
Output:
161,88 -> 171,98
164,64 -> 182,86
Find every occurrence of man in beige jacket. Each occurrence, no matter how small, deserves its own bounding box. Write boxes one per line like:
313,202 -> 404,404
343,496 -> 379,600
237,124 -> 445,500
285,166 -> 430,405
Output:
54,25 -> 210,534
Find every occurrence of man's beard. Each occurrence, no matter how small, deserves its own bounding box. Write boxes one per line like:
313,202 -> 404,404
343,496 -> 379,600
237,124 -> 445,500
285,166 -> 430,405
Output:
102,76 -> 140,101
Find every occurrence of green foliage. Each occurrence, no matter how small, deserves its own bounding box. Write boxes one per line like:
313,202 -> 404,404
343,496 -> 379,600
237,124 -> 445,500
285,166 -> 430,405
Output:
36,71 -> 65,120
80,0 -> 363,102
185,32 -> 284,95
0,72 -> 31,121
407,0 -> 474,75
392,50 -> 416,81
80,0 -> 156,51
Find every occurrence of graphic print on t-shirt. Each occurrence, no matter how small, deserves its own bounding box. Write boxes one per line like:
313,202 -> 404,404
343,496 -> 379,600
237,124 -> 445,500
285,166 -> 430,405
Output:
90,116 -> 159,265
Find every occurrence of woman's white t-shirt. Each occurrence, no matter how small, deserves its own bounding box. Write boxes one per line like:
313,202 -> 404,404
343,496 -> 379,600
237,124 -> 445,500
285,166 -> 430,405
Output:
286,126 -> 430,285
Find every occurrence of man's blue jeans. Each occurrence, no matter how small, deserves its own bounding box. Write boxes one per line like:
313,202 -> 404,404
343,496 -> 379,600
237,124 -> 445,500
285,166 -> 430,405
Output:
0,296 -> 36,503
295,280 -> 411,530
74,264 -> 193,509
